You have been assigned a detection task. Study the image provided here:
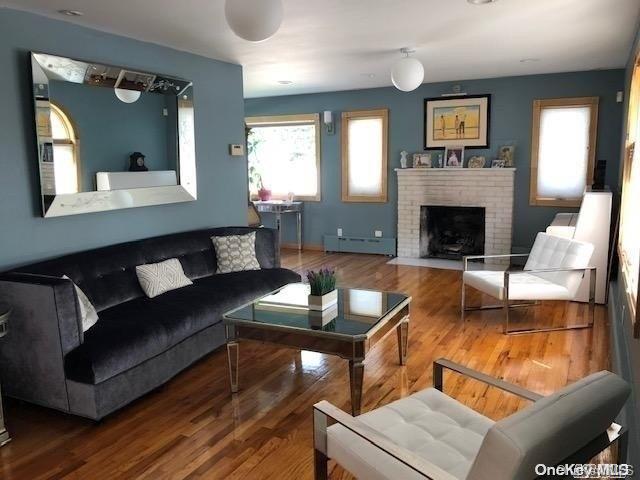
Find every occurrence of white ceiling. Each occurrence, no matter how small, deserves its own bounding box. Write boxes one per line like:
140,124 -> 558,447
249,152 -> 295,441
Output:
3,0 -> 639,98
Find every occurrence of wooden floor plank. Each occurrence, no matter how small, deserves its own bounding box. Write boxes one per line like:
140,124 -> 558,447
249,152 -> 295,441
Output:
0,250 -> 610,479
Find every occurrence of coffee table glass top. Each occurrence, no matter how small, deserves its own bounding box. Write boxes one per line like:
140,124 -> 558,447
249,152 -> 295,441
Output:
224,283 -> 409,337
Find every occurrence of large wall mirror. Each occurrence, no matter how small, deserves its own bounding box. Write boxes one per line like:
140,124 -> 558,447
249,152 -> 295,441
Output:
31,52 -> 197,217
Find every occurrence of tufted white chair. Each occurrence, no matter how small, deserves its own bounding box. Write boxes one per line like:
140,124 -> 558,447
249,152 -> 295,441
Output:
461,233 -> 595,334
313,359 -> 630,480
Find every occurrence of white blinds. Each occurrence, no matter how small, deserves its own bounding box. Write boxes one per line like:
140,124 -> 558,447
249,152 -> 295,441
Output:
347,117 -> 383,196
537,106 -> 591,199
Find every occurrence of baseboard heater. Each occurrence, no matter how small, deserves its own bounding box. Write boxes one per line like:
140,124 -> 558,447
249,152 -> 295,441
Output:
324,235 -> 396,256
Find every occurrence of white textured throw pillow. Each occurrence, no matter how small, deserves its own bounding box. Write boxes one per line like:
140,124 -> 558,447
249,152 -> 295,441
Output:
211,232 -> 261,274
62,275 -> 99,333
135,258 -> 193,298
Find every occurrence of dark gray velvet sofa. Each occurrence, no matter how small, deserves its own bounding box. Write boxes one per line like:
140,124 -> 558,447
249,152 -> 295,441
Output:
0,227 -> 300,420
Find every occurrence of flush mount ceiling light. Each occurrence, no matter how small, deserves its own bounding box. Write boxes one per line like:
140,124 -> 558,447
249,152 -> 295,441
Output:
224,0 -> 283,42
114,88 -> 141,103
520,58 -> 541,63
467,0 -> 497,4
58,9 -> 83,16
277,80 -> 293,85
391,48 -> 424,92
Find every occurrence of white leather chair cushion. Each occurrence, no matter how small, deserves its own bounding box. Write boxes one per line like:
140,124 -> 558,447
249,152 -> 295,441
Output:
463,270 -> 572,301
524,232 -> 594,295
327,388 -> 494,480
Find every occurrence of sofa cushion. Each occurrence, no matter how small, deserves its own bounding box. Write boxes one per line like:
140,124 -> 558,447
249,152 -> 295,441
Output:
327,388 -> 494,480
135,258 -> 193,298
64,268 -> 300,384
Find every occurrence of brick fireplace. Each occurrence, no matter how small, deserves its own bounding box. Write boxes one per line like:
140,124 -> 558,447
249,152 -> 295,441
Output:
396,168 -> 515,260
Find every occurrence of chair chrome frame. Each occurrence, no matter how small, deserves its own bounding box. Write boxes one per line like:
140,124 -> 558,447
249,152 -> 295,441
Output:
461,253 -> 597,335
312,358 -> 628,480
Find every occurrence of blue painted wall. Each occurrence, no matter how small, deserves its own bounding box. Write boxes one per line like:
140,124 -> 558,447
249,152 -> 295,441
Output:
246,70 -> 624,251
0,8 -> 247,270
52,81 -> 172,191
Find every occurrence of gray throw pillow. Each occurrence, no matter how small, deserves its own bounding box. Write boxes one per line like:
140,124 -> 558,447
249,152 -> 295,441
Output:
211,231 -> 261,274
135,258 -> 193,298
62,275 -> 98,333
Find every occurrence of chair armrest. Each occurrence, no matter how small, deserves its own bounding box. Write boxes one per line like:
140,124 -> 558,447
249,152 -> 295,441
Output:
433,358 -> 542,402
313,400 -> 458,480
511,266 -> 596,275
463,253 -> 529,271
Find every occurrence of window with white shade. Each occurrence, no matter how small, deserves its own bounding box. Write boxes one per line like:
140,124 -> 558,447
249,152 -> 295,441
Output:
342,109 -> 388,202
50,103 -> 80,194
530,97 -> 598,207
245,114 -> 321,201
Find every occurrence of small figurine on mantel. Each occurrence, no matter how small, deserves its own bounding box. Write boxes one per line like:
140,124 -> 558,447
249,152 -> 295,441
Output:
128,152 -> 148,172
400,150 -> 408,169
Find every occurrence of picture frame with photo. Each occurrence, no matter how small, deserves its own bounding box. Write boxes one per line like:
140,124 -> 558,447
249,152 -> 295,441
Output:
491,159 -> 506,168
498,145 -> 515,167
444,146 -> 464,168
412,153 -> 432,168
424,94 -> 491,149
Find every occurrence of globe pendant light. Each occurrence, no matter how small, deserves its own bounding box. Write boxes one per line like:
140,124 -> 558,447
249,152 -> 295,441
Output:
391,48 -> 424,92
225,0 -> 283,42
114,88 -> 141,103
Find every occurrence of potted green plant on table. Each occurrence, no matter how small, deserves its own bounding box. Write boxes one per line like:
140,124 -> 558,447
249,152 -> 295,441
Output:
306,268 -> 338,311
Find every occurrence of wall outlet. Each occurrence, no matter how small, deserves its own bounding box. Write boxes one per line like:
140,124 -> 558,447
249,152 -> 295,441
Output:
337,228 -> 343,237
374,230 -> 383,238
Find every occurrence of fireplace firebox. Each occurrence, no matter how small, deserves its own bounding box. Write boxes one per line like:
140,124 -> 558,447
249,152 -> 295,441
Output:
419,206 -> 485,260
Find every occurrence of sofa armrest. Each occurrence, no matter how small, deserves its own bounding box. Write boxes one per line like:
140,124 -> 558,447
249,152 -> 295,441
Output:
0,273 -> 82,412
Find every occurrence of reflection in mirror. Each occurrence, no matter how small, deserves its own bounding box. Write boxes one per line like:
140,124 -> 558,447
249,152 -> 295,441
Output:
31,52 -> 197,217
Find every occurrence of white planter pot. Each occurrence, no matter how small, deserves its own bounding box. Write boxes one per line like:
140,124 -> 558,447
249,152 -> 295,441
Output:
308,289 -> 338,311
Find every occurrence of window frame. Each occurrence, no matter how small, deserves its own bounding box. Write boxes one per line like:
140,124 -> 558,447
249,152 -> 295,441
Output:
619,53 -> 640,338
341,108 -> 389,203
50,102 -> 82,193
529,97 -> 599,207
245,113 -> 322,202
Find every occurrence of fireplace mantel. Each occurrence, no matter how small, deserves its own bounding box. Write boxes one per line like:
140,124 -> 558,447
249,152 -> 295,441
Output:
396,168 -> 515,259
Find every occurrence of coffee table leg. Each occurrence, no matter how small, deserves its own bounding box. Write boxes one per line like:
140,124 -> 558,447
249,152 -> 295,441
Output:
349,360 -> 364,416
227,341 -> 239,393
397,320 -> 409,366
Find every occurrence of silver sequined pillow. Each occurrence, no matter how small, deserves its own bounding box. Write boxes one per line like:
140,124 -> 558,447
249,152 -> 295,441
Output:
211,232 -> 261,274
135,258 -> 193,298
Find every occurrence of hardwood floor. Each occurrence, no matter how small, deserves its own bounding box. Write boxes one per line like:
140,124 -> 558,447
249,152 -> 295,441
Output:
0,251 -> 610,479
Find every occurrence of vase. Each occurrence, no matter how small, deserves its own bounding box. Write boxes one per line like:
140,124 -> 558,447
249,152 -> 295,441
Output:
308,289 -> 338,311
257,188 -> 272,201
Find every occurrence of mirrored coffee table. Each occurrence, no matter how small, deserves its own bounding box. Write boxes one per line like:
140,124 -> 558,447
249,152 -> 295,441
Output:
223,283 -> 411,415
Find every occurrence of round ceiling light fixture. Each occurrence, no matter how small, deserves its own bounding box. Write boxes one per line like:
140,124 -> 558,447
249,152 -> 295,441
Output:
114,88 -> 141,104
391,48 -> 424,92
467,0 -> 497,4
224,0 -> 283,42
277,80 -> 293,85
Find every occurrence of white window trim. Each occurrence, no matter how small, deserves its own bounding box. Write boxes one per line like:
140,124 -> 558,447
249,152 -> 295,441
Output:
245,113 -> 321,202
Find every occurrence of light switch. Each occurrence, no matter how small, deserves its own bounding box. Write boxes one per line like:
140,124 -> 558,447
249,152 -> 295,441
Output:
229,144 -> 244,156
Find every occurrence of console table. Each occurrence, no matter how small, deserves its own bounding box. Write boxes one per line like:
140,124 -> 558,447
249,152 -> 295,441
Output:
0,303 -> 10,446
253,201 -> 303,250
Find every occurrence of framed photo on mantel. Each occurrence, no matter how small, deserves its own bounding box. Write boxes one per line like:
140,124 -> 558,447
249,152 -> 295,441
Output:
424,94 -> 491,149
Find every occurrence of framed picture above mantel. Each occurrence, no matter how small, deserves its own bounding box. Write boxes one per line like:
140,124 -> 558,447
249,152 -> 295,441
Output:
424,94 -> 491,149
